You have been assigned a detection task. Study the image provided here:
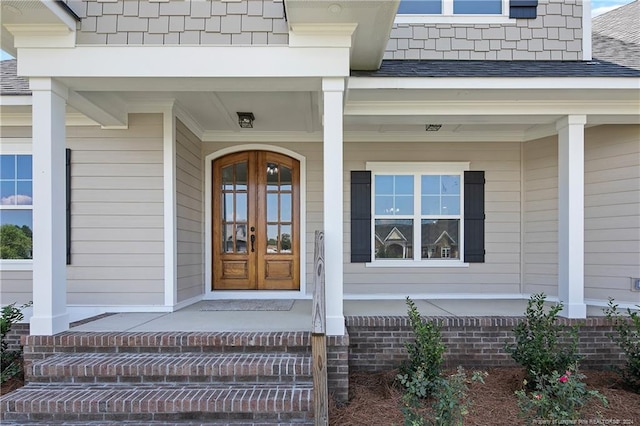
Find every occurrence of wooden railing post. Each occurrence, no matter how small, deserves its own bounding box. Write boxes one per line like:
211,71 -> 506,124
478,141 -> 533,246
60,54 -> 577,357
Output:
312,230 -> 328,426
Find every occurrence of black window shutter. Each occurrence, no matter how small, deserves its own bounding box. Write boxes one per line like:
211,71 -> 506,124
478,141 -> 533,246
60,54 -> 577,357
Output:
509,0 -> 538,18
66,148 -> 71,265
351,171 -> 371,263
464,171 -> 485,263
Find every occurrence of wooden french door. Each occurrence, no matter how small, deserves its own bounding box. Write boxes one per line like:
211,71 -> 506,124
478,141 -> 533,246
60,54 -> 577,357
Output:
212,151 -> 300,290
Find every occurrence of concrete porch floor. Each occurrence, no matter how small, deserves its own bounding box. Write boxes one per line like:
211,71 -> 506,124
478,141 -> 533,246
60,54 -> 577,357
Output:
69,299 -> 611,333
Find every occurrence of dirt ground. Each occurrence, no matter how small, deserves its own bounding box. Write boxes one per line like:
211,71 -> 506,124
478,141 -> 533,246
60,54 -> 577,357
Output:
330,368 -> 640,426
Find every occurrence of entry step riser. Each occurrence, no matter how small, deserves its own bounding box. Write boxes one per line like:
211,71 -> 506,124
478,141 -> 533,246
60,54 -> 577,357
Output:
27,353 -> 312,384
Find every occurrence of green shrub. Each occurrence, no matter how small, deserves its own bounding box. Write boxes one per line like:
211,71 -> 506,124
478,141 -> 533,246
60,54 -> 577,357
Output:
505,293 -> 581,387
515,366 -> 607,424
1,302 -> 30,383
402,367 -> 487,426
603,299 -> 640,392
397,297 -> 445,398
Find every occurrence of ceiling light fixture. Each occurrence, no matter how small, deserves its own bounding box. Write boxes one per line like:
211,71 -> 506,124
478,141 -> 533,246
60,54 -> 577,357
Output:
237,112 -> 255,129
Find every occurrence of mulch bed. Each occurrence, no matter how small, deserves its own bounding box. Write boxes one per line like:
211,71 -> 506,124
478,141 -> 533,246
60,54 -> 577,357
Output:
330,368 -> 640,425
0,376 -> 24,396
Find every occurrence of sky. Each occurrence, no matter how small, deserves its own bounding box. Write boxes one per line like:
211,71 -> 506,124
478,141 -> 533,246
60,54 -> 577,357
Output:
0,0 -> 634,61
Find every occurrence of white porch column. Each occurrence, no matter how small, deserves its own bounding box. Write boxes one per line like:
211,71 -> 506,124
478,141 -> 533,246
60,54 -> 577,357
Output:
30,78 -> 70,335
322,77 -> 345,336
556,115 -> 587,318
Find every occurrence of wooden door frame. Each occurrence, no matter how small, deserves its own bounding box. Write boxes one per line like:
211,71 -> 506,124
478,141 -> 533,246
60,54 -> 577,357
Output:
204,145 -> 307,299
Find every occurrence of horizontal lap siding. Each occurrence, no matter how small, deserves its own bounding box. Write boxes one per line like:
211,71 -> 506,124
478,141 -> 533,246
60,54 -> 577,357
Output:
0,270 -> 33,305
523,135 -> 558,296
67,114 -> 164,305
584,125 -> 640,303
344,142 -> 522,295
176,120 -> 204,302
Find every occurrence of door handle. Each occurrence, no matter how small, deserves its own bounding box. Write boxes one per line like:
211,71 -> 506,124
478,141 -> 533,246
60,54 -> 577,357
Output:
250,234 -> 255,252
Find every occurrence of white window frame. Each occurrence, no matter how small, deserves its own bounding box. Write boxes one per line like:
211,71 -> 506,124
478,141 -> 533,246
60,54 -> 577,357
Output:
366,162 -> 469,268
395,0 -> 512,24
0,144 -> 33,271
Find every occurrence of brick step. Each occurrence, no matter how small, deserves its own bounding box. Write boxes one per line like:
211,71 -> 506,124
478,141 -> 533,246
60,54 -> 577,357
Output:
0,383 -> 313,423
24,332 -> 311,354
28,352 -> 312,384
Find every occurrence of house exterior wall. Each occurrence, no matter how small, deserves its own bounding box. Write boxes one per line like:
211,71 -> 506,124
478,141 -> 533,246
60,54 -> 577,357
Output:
176,119 -> 204,303
584,125 -> 640,303
66,113 -> 165,305
0,126 -> 32,306
522,134 -> 558,297
344,141 -> 522,295
387,0 -> 584,60
523,125 -> 640,305
63,0 -> 288,45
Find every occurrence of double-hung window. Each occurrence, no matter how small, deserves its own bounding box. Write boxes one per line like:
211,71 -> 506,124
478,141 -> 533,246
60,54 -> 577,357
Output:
0,153 -> 33,263
368,162 -> 469,267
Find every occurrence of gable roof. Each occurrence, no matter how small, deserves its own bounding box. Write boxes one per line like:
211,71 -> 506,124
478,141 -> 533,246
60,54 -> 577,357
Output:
592,0 -> 640,69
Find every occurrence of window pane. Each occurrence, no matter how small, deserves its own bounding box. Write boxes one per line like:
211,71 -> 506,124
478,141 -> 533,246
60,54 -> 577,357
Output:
267,224 -> 278,253
267,193 -> 278,222
395,175 -> 414,195
1,181 -> 16,205
280,193 -> 292,222
421,195 -> 440,215
235,162 -> 248,191
375,175 -> 393,195
441,195 -> 460,215
454,0 -> 502,14
441,175 -> 460,195
421,175 -> 440,195
0,155 -> 16,180
223,193 -> 234,221
280,224 -> 292,253
375,219 -> 413,259
16,156 -> 32,180
375,195 -> 394,215
16,181 -> 33,205
421,219 -> 459,259
235,224 -> 247,253
267,162 -> 279,190
280,165 -> 292,191
395,195 -> 414,215
398,0 -> 441,14
0,210 -> 33,259
236,193 -> 247,222
222,165 -> 233,191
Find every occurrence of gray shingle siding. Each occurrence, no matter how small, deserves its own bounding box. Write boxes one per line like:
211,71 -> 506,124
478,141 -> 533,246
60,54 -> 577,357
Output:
387,0 -> 585,60
62,0 -> 288,45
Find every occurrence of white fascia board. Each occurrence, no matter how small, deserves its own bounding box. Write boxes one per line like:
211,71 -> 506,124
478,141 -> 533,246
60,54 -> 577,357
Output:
0,96 -> 32,106
344,100 -> 640,117
17,46 -> 351,78
0,112 -> 98,127
348,77 -> 640,91
66,91 -> 128,129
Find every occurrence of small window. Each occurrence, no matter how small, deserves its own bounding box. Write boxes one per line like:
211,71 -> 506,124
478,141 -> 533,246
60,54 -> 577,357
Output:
398,0 -> 503,15
0,154 -> 33,260
368,162 -> 469,267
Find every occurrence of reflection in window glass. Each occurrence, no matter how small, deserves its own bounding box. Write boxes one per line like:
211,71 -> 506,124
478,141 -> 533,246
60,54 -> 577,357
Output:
235,162 -> 248,191
421,175 -> 460,216
280,166 -> 292,191
421,219 -> 460,259
0,155 -> 33,259
267,224 -> 279,253
375,219 -> 413,259
280,224 -> 292,253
